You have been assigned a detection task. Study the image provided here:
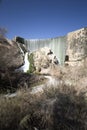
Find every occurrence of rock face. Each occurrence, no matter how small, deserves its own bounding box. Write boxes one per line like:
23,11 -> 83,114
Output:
65,28 -> 87,66
0,37 -> 26,71
28,47 -> 59,74
0,38 -> 46,93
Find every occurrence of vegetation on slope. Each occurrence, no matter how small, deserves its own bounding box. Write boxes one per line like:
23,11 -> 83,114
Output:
0,83 -> 87,130
28,53 -> 36,73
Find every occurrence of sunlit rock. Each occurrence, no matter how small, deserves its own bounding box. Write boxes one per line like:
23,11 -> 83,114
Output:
65,28 -> 87,66
28,47 -> 59,75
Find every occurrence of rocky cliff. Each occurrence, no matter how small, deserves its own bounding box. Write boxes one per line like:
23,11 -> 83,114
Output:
65,28 -> 87,66
0,37 -> 26,71
0,37 -> 47,93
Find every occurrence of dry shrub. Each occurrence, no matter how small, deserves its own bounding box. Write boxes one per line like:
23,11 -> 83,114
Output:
0,83 -> 87,130
52,88 -> 87,130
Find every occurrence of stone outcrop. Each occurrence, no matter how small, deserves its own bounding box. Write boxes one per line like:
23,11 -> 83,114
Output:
28,47 -> 59,74
0,37 -> 27,71
65,28 -> 87,66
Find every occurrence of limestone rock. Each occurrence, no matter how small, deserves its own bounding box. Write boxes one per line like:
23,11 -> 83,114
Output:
65,28 -> 87,66
0,37 -> 26,70
28,47 -> 59,74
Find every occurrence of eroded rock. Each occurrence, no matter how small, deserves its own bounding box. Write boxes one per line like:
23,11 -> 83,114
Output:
28,47 -> 59,74
0,37 -> 26,70
65,28 -> 87,66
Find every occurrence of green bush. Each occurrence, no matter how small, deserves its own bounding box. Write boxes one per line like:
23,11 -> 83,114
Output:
27,53 -> 36,73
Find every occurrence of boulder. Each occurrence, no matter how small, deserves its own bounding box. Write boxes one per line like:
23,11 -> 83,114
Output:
0,37 -> 27,71
28,47 -> 59,75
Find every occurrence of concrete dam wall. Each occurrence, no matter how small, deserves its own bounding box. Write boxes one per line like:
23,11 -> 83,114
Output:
15,27 -> 87,66
24,36 -> 67,64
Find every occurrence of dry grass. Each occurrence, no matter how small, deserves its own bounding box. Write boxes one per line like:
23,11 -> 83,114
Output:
0,82 -> 87,130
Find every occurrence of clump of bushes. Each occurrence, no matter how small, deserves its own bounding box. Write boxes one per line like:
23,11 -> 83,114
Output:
28,53 -> 36,73
0,83 -> 87,130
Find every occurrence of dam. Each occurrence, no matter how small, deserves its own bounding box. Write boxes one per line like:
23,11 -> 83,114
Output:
15,27 -> 87,67
24,36 -> 67,64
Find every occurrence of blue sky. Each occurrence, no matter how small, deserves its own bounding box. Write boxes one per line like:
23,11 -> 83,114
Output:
0,0 -> 87,39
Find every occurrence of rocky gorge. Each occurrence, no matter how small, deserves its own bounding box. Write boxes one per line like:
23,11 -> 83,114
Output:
0,28 -> 87,130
